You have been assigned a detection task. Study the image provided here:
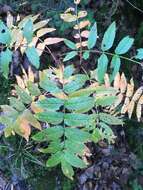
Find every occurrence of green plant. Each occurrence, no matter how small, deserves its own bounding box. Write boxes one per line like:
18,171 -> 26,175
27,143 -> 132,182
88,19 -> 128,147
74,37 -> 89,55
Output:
130,179 -> 143,190
60,1 -> 143,84
90,71 -> 143,122
0,14 -> 63,78
1,0 -> 143,182
0,64 -> 124,179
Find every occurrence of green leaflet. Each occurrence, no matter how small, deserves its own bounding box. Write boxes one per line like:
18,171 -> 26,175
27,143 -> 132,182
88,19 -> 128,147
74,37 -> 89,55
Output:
36,98 -> 64,111
32,126 -> 64,141
69,86 -> 97,98
35,111 -> 64,125
25,46 -> 40,69
0,115 -> 14,128
33,19 -> 49,31
63,51 -> 78,62
95,86 -> 117,96
63,65 -> 75,78
64,39 -> 77,50
15,85 -> 32,104
115,36 -> 134,55
63,151 -> 87,168
61,159 -> 74,180
0,115 -> 19,138
135,48 -> 143,60
23,19 -> 33,43
88,22 -> 97,49
46,151 -> 63,167
27,81 -> 41,96
99,122 -> 116,143
9,97 -> 26,112
0,21 -> 11,45
64,74 -> 88,94
39,140 -> 63,153
0,48 -> 12,78
4,126 -> 14,137
18,15 -> 33,28
40,74 -> 62,94
83,51 -> 90,60
91,128 -> 102,143
97,54 -> 108,84
64,113 -> 91,127
95,96 -> 117,106
99,113 -> 123,125
65,128 -> 90,143
65,140 -> 85,155
65,96 -> 94,113
101,21 -> 116,51
1,105 -> 19,119
110,55 -> 121,82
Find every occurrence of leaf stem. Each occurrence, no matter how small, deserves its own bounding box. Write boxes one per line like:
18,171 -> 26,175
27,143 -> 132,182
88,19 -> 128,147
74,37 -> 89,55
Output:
61,49 -> 142,66
75,3 -> 83,65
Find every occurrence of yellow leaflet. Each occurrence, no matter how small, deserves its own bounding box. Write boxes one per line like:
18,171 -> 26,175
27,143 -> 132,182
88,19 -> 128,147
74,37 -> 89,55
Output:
113,72 -> 120,90
120,73 -> 127,94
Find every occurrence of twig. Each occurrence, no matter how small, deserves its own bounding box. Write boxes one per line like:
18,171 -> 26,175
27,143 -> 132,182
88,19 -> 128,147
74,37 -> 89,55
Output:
125,0 -> 143,14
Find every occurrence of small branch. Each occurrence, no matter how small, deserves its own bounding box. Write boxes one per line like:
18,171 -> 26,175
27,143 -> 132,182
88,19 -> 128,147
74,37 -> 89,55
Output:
60,49 -> 142,66
75,3 -> 83,65
38,38 -> 60,66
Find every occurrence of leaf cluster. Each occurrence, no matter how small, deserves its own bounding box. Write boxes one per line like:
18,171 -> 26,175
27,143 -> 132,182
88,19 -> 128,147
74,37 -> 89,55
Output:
90,71 -> 143,122
0,64 -> 123,179
0,14 -> 63,78
61,6 -> 143,85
